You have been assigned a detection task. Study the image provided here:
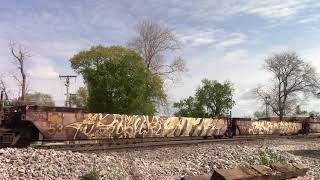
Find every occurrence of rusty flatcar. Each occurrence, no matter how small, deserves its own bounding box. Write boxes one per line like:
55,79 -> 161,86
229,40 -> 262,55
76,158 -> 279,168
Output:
0,105 -> 319,147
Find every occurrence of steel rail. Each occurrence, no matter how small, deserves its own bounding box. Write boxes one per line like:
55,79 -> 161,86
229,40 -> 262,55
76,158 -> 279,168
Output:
31,134 -> 320,152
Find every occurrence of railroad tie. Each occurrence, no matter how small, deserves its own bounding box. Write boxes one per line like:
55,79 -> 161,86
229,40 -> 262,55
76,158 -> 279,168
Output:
181,163 -> 308,180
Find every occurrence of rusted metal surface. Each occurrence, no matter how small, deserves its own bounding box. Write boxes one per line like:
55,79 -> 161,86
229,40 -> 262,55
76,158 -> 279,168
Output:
32,134 -> 320,153
19,105 -> 320,141
258,116 -> 311,122
1,105 -> 320,147
0,129 -> 15,147
309,122 -> 320,133
25,108 -> 228,140
238,120 -> 302,135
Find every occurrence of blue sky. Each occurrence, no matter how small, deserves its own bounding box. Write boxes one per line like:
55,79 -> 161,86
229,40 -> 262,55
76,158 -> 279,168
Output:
1,0 -> 320,116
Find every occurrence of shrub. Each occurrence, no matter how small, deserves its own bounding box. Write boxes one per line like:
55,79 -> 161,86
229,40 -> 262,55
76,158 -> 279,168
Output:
258,147 -> 286,166
82,169 -> 100,180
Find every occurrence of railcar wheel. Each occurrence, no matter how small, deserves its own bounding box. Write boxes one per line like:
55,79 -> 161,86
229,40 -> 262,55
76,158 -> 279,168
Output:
225,129 -> 234,138
13,123 -> 39,148
15,128 -> 33,148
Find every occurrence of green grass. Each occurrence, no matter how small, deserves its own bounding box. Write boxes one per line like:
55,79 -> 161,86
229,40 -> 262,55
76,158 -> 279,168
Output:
82,169 -> 101,180
258,146 -> 286,166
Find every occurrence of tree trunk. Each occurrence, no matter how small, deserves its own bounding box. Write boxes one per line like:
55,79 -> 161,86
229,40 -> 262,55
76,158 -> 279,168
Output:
21,73 -> 26,102
20,58 -> 26,102
9,42 -> 31,102
279,111 -> 283,121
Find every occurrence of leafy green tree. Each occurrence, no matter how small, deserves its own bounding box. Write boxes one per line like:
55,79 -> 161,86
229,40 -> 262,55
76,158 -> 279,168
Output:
23,92 -> 55,106
310,111 -> 320,120
295,105 -> 308,115
173,96 -> 205,117
254,111 -> 267,119
173,79 -> 235,117
196,79 -> 235,116
69,86 -> 88,109
70,46 -> 166,115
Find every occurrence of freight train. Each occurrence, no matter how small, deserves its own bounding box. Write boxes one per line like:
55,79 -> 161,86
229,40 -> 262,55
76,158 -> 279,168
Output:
0,105 -> 320,147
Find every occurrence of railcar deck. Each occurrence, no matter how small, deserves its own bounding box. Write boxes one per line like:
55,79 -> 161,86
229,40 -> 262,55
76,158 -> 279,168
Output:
31,134 -> 320,152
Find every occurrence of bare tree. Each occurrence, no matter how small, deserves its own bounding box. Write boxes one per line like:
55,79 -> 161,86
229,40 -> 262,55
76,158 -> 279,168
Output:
0,76 -> 9,101
255,52 -> 320,120
9,42 -> 31,102
128,19 -> 186,81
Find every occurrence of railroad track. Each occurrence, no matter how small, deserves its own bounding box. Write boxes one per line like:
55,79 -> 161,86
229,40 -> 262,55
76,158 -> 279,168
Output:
31,134 -> 320,152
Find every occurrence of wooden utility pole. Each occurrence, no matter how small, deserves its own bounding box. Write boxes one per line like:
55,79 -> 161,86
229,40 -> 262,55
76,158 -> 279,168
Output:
59,75 -> 76,107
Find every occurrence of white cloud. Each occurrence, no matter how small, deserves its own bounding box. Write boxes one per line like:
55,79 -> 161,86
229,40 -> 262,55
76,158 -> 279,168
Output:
222,49 -> 249,61
216,33 -> 248,49
168,0 -> 318,22
302,48 -> 320,73
297,14 -> 320,24
179,29 -> 224,46
27,64 -> 59,79
179,30 -> 249,49
243,0 -> 308,19
34,40 -> 88,59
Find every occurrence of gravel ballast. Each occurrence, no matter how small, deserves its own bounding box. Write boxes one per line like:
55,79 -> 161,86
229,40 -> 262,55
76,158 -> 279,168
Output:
0,137 -> 319,180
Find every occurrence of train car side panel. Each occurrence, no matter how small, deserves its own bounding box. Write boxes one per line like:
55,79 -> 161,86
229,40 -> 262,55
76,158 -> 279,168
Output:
310,122 -> 320,133
25,110 -> 229,140
237,120 -> 301,135
64,115 -> 229,140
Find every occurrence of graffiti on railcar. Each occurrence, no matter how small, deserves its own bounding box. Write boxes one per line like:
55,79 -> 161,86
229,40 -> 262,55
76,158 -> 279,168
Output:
26,111 -> 65,136
47,113 -> 64,135
248,121 -> 301,134
65,114 -> 225,139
